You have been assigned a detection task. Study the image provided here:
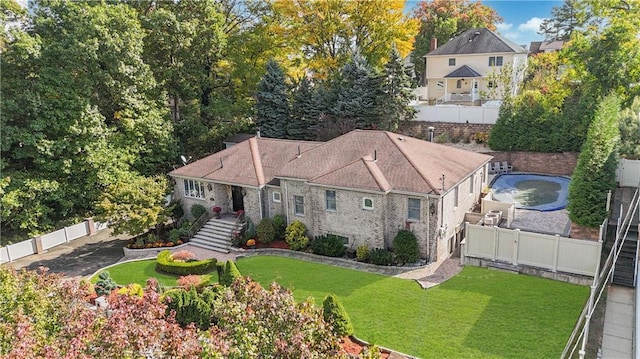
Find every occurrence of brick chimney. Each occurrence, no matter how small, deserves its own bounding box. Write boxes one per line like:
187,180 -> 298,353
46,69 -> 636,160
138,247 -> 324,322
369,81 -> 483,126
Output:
430,37 -> 438,51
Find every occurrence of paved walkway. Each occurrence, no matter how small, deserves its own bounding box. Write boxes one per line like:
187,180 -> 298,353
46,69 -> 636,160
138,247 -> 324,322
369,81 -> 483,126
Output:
3,230 -> 462,288
602,286 -> 634,358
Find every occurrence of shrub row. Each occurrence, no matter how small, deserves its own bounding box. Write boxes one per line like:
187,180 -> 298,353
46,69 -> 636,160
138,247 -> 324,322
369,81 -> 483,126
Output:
156,250 -> 216,275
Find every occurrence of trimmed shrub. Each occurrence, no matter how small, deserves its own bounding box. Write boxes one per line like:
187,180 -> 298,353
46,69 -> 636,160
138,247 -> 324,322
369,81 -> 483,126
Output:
322,294 -> 353,336
369,248 -> 393,266
156,250 -> 216,275
95,271 -> 118,296
285,220 -> 309,251
356,244 -> 371,262
169,199 -> 184,220
256,218 -> 276,244
190,203 -> 207,219
311,234 -> 346,257
177,275 -> 210,290
220,260 -> 241,286
117,283 -> 144,297
393,230 -> 420,265
244,217 -> 257,239
272,214 -> 287,240
163,287 -> 218,330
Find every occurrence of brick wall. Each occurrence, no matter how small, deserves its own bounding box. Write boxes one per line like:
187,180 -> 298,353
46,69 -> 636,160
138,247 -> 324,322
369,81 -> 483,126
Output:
399,121 -> 492,142
486,151 -> 578,176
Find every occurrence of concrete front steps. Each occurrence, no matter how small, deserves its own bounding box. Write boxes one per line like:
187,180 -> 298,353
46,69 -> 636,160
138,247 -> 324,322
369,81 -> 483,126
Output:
189,218 -> 241,254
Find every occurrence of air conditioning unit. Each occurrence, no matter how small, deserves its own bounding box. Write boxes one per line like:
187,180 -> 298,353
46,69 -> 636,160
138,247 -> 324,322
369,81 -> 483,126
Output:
483,216 -> 495,226
488,210 -> 503,224
484,213 -> 499,226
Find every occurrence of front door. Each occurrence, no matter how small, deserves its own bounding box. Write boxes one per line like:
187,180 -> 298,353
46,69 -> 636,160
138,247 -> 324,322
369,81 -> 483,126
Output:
232,186 -> 244,212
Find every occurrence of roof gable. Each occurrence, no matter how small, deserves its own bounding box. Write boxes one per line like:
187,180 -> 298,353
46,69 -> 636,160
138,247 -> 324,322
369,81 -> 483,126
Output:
427,28 -> 527,56
444,65 -> 483,78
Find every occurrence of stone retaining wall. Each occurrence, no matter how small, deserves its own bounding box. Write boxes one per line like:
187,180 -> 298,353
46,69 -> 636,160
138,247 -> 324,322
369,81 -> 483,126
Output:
400,121 -> 492,142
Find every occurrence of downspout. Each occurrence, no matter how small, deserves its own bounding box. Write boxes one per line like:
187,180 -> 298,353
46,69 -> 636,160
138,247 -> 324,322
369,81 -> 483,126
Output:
258,187 -> 263,220
426,196 -> 430,261
284,181 -> 290,226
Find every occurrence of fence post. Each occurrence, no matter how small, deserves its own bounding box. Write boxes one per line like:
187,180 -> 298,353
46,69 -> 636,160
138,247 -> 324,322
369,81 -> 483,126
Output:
34,236 -> 44,254
553,235 -> 560,272
64,226 -> 70,243
513,229 -> 520,266
85,218 -> 97,236
492,226 -> 498,261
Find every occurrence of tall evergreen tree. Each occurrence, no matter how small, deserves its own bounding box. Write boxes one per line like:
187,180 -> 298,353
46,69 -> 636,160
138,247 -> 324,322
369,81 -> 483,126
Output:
568,93 -> 621,228
331,53 -> 380,130
289,77 -> 321,140
538,0 -> 590,41
255,59 -> 290,138
379,44 -> 417,131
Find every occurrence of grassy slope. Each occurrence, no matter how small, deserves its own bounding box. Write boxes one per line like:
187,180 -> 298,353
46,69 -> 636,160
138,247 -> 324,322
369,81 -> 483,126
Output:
237,256 -> 589,359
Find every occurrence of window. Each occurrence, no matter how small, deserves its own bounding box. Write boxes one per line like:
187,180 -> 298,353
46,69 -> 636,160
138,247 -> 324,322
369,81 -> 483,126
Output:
362,197 -> 374,210
469,174 -> 475,195
488,81 -> 495,88
272,191 -> 281,203
325,190 -> 336,211
436,80 -> 444,89
183,179 -> 205,199
456,79 -> 462,88
489,56 -> 503,66
408,198 -> 421,221
454,187 -> 459,208
294,195 -> 304,216
448,58 -> 456,66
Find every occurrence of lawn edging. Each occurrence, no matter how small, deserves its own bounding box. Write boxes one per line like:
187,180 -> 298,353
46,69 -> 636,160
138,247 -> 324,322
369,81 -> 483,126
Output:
238,248 -> 423,276
351,336 -> 418,359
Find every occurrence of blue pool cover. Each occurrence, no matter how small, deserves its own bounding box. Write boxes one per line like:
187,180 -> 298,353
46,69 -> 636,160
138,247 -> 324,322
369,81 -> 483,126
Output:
490,174 -> 571,211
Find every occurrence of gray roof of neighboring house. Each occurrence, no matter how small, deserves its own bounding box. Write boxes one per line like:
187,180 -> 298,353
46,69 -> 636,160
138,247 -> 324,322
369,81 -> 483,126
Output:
444,65 -> 483,78
170,130 -> 492,195
426,28 -> 528,56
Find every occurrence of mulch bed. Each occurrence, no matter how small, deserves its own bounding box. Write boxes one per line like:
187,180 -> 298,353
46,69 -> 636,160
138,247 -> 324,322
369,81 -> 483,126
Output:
244,240 -> 290,250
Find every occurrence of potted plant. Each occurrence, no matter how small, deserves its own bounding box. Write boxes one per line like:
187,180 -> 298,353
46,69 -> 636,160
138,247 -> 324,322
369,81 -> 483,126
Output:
212,206 -> 222,219
246,238 -> 256,249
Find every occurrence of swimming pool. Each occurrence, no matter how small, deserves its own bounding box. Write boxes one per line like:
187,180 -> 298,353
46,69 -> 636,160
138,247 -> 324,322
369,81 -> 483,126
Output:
490,174 -> 571,211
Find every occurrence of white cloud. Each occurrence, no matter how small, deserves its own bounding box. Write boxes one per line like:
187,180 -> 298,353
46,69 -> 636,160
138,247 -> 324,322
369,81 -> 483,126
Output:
496,22 -> 513,32
518,17 -> 545,32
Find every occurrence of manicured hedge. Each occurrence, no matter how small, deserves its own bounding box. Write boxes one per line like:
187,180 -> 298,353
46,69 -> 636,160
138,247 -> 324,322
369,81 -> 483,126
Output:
156,250 -> 216,275
310,234 -> 346,257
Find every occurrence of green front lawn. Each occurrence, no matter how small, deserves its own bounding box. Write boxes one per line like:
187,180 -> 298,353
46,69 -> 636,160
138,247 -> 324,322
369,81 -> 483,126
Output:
237,256 -> 589,359
89,259 -> 215,287
90,256 -> 588,358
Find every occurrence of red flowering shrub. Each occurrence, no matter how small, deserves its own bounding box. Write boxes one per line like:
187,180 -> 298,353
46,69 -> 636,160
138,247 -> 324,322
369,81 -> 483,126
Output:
172,250 -> 195,261
177,275 -> 203,289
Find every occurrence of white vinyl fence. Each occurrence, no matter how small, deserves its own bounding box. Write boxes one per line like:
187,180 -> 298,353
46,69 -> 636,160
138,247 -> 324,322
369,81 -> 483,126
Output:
0,219 -> 107,264
464,222 -> 601,277
413,104 -> 499,124
617,158 -> 640,187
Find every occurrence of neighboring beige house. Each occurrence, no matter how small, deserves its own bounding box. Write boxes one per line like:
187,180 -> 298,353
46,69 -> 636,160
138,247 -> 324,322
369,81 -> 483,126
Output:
169,130 -> 492,263
528,40 -> 564,55
418,28 -> 528,105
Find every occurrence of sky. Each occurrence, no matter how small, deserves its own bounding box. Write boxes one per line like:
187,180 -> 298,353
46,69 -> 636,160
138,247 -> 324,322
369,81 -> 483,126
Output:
406,0 -> 563,48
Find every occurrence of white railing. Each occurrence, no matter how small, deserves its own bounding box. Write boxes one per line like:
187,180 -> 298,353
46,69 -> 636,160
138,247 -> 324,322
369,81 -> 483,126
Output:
562,186 -> 639,358
0,219 -> 107,264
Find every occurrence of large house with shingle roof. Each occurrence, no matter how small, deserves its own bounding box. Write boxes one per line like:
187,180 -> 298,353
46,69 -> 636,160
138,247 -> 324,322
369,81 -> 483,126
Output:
419,27 -> 528,105
169,130 -> 492,262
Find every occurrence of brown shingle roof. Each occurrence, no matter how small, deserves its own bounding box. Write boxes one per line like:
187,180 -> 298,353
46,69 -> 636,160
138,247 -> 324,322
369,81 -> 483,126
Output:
278,130 -> 492,195
170,130 -> 492,195
169,137 -> 321,187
